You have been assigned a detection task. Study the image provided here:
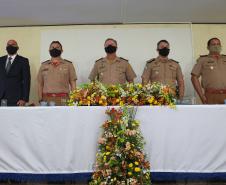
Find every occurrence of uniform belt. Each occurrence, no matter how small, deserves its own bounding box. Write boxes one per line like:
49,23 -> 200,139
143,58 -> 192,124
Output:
43,93 -> 68,97
205,88 -> 226,94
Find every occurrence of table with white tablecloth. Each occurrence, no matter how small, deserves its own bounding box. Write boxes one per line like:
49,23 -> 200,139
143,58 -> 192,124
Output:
0,106 -> 225,181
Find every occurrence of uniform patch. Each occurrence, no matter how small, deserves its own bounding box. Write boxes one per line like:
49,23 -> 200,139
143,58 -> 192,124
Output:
64,59 -> 72,63
147,58 -> 155,63
170,59 -> 179,63
42,60 -> 50,64
95,58 -> 104,63
119,57 -> 128,62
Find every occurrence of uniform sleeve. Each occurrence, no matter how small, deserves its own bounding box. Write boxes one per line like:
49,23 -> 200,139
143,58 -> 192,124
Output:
37,65 -> 44,85
69,63 -> 77,82
125,63 -> 137,82
176,64 -> 184,82
88,62 -> 98,81
191,58 -> 202,77
141,63 -> 151,83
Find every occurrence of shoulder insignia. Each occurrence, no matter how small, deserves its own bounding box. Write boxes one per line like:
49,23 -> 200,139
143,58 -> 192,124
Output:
119,57 -> 128,62
146,58 -> 155,63
170,59 -> 179,63
42,60 -> 50,64
64,59 -> 72,63
95,58 -> 104,63
222,54 -> 226,56
200,55 -> 208,57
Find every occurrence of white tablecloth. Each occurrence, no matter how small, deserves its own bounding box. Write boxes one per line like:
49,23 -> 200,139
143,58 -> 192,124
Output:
0,106 -> 226,176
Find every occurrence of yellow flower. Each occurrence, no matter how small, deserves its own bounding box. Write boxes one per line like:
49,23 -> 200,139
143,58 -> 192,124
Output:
106,152 -> 111,156
134,167 -> 141,172
128,163 -> 133,168
148,96 -> 154,104
135,161 -> 139,165
132,96 -> 137,101
169,103 -> 176,109
128,172 -> 132,176
106,146 -> 110,150
120,101 -> 124,106
87,96 -> 91,100
138,83 -> 142,88
101,95 -> 106,100
99,100 -> 103,104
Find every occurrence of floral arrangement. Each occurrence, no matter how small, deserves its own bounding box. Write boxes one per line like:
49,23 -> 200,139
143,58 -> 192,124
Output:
67,81 -> 176,106
89,107 -> 151,185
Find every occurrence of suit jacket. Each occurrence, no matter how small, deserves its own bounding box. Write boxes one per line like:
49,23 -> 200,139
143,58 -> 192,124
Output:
0,55 -> 31,105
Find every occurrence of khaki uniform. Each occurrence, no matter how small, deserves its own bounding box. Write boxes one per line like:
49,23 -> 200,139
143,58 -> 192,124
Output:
89,57 -> 136,85
37,59 -> 77,105
191,54 -> 226,104
142,57 -> 183,90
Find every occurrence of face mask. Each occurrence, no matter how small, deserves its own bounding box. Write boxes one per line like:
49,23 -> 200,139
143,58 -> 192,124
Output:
208,45 -> 222,54
49,48 -> 62,57
105,45 -> 117,54
158,47 -> 170,57
6,45 -> 18,55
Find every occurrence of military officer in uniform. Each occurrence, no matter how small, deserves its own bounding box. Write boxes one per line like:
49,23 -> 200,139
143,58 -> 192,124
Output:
191,37 -> 226,104
142,40 -> 184,100
89,38 -> 136,85
37,41 -> 77,106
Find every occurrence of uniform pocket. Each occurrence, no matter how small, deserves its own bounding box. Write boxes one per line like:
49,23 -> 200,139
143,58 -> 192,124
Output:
169,65 -> 177,79
151,67 -> 160,79
42,68 -> 49,78
203,63 -> 216,70
98,67 -> 107,81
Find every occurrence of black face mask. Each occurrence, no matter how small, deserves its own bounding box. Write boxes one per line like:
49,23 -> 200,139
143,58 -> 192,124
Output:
6,45 -> 18,55
158,47 -> 170,57
49,48 -> 62,57
105,45 -> 117,54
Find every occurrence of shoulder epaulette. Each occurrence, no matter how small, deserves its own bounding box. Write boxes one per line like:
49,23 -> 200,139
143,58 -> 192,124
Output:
95,58 -> 103,63
222,54 -> 226,56
42,60 -> 50,64
146,58 -> 155,63
119,57 -> 128,62
200,55 -> 208,57
64,59 -> 72,63
170,59 -> 179,63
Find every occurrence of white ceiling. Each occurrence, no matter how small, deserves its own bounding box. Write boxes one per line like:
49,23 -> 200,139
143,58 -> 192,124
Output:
0,0 -> 226,26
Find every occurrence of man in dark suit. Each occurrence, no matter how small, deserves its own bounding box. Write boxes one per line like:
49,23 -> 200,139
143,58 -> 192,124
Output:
0,40 -> 30,106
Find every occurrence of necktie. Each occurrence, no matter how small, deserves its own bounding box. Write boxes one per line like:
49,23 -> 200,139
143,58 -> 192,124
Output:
5,57 -> 12,73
